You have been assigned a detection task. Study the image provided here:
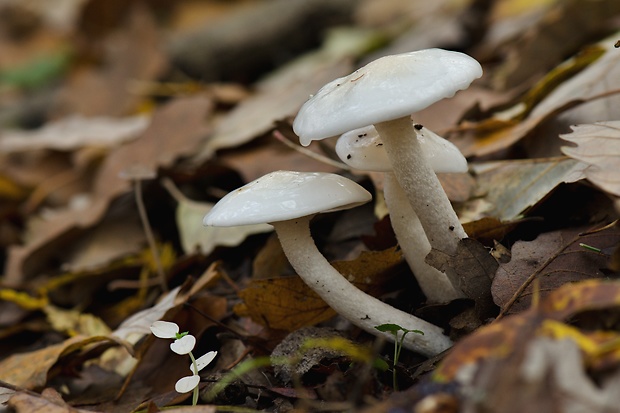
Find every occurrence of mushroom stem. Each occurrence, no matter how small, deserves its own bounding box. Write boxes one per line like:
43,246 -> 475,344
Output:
374,116 -> 466,256
383,173 -> 464,302
273,215 -> 452,357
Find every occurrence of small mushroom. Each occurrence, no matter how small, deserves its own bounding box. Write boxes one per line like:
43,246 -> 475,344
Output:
336,125 -> 466,302
293,48 -> 482,257
203,170 -> 452,356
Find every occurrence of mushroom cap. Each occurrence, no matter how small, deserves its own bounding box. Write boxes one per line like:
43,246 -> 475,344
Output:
203,170 -> 372,227
335,125 -> 468,173
293,48 -> 483,146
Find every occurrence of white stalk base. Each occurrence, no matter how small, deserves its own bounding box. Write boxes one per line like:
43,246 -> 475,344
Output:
274,216 -> 452,357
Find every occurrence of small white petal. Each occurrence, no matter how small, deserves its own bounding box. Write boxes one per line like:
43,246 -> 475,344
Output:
150,321 -> 179,338
170,334 -> 196,354
175,375 -> 200,393
191,351 -> 218,373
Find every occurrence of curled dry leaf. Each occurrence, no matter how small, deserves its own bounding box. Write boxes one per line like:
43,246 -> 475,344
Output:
560,121 -> 620,196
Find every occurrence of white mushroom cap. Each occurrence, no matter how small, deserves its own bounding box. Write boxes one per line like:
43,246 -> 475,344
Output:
203,171 -> 371,227
293,48 -> 483,146
336,125 -> 468,173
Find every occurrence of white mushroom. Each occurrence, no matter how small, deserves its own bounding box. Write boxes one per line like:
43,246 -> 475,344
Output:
336,125 -> 466,302
203,170 -> 452,356
293,48 -> 482,257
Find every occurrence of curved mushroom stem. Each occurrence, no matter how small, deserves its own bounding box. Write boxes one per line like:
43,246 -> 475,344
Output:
273,215 -> 452,357
383,173 -> 464,303
374,116 -> 467,256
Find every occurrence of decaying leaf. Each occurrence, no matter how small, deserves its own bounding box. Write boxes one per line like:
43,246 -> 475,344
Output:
458,35 -> 620,157
0,115 -> 148,153
235,248 -> 403,331
4,94 -> 213,284
8,388 -> 94,413
0,335 -> 123,390
175,195 -> 272,255
234,276 -> 336,331
436,279 -> 620,382
492,224 -> 620,314
466,157 -> 584,222
560,121 -> 620,197
426,238 -> 497,319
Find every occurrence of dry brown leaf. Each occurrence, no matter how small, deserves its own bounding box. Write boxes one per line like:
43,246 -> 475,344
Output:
0,115 -> 148,153
436,279 -> 620,382
234,277 -> 337,331
0,335 -> 121,390
465,157 -> 584,222
4,95 -> 212,284
8,388 -> 95,413
426,238 -> 497,318
458,35 -> 620,157
462,217 -> 520,245
492,224 -> 620,315
235,248 -> 403,331
172,192 -> 272,255
560,121 -> 620,197
490,0 -> 620,89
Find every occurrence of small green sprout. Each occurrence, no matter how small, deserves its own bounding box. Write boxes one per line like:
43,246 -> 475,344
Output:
375,323 -> 423,390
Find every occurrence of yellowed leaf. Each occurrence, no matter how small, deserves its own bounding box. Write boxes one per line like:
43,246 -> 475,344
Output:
0,335 -> 118,389
43,305 -> 111,337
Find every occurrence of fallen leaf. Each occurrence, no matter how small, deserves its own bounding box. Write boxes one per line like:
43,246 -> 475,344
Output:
490,0 -> 620,89
8,389 -> 95,413
436,279 -> 620,382
4,94 -> 212,284
492,224 -> 620,314
462,217 -> 520,246
0,335 -> 121,390
457,35 -> 620,157
0,115 -> 148,153
467,157 -> 584,221
426,238 -> 497,318
234,277 -> 337,331
165,181 -> 272,255
235,248 -> 403,331
560,121 -> 620,197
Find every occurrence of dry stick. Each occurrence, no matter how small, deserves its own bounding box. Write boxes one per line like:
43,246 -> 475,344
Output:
134,179 -> 168,292
272,130 -> 350,170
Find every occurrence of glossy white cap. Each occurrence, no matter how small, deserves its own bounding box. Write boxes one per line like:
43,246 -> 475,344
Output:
203,171 -> 372,226
293,48 -> 482,146
335,125 -> 468,173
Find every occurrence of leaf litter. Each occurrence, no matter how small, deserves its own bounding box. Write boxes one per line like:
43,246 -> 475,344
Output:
0,1 -> 620,412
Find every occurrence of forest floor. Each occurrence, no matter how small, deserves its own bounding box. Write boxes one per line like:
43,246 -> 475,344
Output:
1,0 -> 620,412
